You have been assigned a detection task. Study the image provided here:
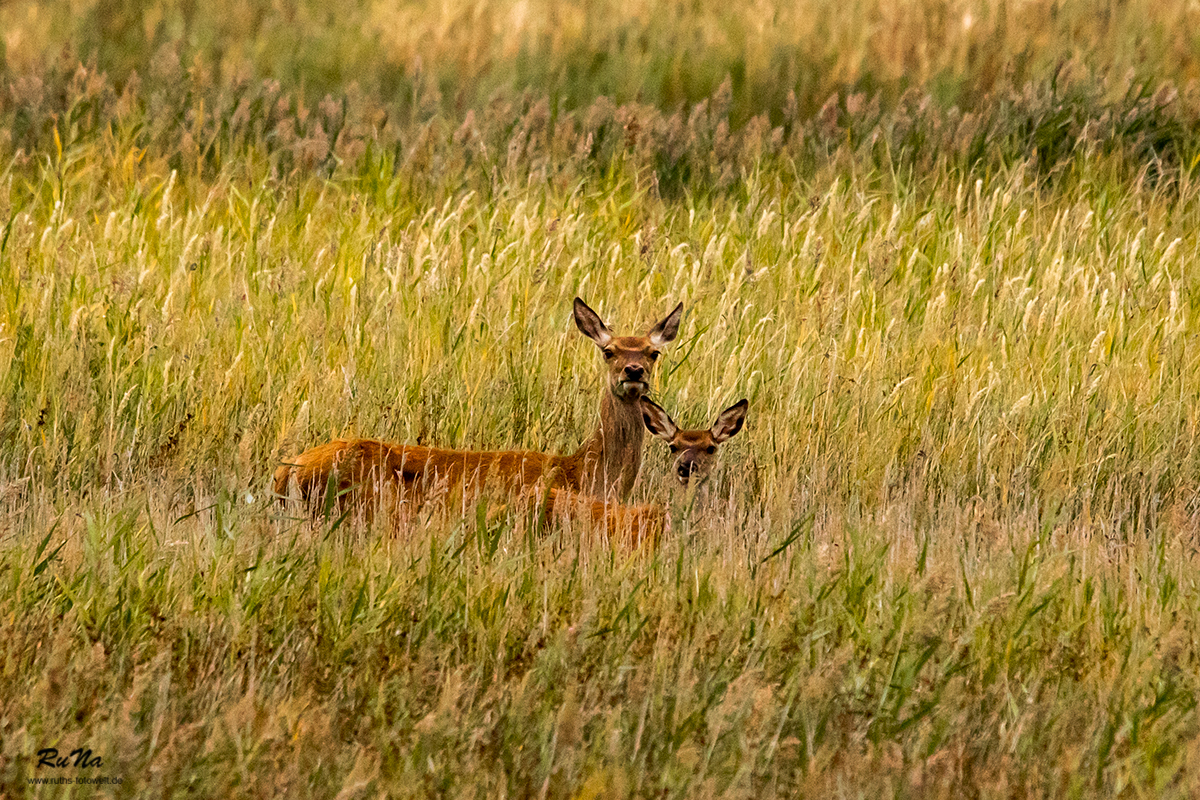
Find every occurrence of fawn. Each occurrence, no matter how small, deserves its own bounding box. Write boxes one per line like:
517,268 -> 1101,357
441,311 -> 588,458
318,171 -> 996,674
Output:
638,397 -> 749,488
542,397 -> 751,546
273,298 -> 683,520
535,487 -> 666,547
537,397 -> 751,547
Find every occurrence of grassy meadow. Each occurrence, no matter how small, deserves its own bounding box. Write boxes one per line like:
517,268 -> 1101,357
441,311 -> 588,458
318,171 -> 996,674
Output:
6,1 -> 1200,797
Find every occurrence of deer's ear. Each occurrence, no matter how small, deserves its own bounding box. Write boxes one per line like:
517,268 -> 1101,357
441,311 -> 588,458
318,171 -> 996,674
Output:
573,297 -> 613,346
711,399 -> 748,443
639,398 -> 678,441
648,302 -> 683,346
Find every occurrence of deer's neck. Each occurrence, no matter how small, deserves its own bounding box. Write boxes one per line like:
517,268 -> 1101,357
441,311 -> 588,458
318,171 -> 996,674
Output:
568,390 -> 645,499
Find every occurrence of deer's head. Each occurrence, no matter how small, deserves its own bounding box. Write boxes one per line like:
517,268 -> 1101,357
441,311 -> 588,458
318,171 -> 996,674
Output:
639,398 -> 748,487
573,298 -> 683,403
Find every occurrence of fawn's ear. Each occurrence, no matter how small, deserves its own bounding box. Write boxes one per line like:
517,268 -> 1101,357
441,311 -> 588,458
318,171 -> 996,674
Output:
648,302 -> 683,347
573,297 -> 613,347
639,398 -> 678,441
710,399 -> 748,443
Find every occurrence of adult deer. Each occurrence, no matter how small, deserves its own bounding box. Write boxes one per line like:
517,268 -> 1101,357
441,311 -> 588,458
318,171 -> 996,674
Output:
273,298 -> 683,519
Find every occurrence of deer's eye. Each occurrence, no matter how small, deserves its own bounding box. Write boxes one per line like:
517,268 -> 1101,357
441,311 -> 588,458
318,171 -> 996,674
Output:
669,444 -> 681,454
649,351 -> 660,361
602,348 -> 615,360
705,446 -> 716,454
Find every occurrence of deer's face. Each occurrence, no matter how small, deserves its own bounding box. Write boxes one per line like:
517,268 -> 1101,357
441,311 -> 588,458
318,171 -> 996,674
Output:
573,299 -> 683,402
599,336 -> 661,400
640,398 -> 748,487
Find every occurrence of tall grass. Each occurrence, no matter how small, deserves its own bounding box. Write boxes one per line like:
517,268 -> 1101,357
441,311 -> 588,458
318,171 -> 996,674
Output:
5,2 -> 1200,797
5,0 -> 1200,121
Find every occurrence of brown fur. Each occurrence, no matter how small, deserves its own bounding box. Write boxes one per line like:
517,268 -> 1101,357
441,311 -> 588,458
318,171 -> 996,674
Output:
537,488 -> 665,547
639,398 -> 748,487
273,298 -> 683,521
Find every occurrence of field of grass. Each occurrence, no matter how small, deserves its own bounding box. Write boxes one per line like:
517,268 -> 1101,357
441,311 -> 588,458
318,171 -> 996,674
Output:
6,1 -> 1200,797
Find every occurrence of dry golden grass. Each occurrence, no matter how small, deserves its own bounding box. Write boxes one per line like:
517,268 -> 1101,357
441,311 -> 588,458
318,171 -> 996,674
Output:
5,2 -> 1200,797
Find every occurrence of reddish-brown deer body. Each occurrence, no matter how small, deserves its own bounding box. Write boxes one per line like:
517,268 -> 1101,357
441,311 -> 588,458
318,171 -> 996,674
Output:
274,298 -> 682,519
536,488 -> 666,547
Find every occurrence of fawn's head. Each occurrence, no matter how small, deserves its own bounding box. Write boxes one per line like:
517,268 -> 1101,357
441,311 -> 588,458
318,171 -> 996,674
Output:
573,298 -> 683,402
639,398 -> 748,487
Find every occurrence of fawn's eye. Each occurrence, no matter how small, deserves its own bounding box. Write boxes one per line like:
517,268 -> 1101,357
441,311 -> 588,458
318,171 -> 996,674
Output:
705,445 -> 717,455
649,351 -> 660,361
602,348 -> 615,359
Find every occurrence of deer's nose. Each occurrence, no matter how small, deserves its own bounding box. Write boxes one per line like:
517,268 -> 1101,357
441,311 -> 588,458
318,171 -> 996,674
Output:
623,364 -> 645,380
677,460 -> 696,477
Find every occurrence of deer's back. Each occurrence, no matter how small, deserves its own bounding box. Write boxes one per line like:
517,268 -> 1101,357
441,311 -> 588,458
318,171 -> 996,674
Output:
276,438 -> 559,508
